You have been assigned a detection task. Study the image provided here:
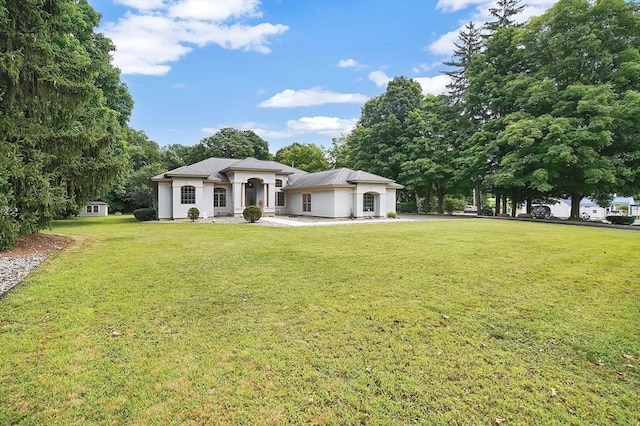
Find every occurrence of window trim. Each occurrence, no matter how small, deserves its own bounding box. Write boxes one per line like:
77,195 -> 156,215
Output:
363,193 -> 375,212
302,193 -> 311,213
214,187 -> 227,208
181,185 -> 196,205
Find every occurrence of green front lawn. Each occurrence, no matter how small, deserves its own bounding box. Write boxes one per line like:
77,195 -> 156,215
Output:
1,216 -> 638,424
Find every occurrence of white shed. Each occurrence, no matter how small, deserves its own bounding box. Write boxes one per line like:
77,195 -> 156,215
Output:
79,201 -> 109,217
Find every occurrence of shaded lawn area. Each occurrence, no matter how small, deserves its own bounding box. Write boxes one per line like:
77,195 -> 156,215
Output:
1,216 -> 638,424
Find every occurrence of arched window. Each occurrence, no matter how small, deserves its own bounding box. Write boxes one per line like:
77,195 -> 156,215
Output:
363,193 -> 374,212
214,188 -> 226,208
181,186 -> 196,204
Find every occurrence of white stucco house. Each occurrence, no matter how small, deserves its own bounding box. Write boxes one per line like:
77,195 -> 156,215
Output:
151,157 -> 403,220
79,201 -> 109,217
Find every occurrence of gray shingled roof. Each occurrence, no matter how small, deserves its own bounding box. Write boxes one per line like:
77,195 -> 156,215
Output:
152,157 -> 306,183
284,168 -> 398,190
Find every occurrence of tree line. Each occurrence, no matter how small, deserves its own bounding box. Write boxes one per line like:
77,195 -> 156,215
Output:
2,0 -> 639,250
333,0 -> 640,218
0,0 -> 329,250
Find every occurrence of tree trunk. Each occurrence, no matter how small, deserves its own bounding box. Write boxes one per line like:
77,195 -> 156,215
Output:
474,182 -> 481,216
502,195 -> 508,215
570,192 -> 582,220
425,185 -> 432,213
495,194 -> 501,216
526,197 -> 532,214
436,186 -> 445,215
511,191 -> 517,217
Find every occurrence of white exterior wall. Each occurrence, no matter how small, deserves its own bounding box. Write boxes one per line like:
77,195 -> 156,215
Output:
354,183 -> 388,218
386,189 -> 397,214
79,203 -> 109,217
310,191 -> 336,217
333,189 -> 354,217
580,204 -> 607,220
171,177 -> 204,219
157,182 -> 173,219
285,192 -> 303,215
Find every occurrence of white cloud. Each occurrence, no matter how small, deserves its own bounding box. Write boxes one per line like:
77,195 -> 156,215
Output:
337,59 -> 360,68
368,70 -> 391,87
286,116 -> 358,135
101,1 -> 288,75
429,1 -> 557,57
168,0 -> 260,21
414,75 -> 451,95
412,62 -> 440,74
203,116 -> 358,139
258,87 -> 368,108
426,26 -> 464,56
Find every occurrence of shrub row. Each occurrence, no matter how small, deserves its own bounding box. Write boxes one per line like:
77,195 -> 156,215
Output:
396,202 -> 417,213
133,208 -> 156,221
606,215 -> 635,225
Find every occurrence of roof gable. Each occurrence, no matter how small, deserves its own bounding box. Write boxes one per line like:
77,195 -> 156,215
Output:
152,157 -> 307,182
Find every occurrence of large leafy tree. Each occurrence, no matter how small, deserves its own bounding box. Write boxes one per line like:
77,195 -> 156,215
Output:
490,0 -> 640,218
274,142 -> 329,172
0,0 -> 131,249
346,77 -> 423,181
192,128 -> 272,162
400,95 -> 469,214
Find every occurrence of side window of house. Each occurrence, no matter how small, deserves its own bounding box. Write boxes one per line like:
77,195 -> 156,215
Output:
181,186 -> 196,204
86,206 -> 92,213
363,193 -> 374,212
93,205 -> 99,213
275,179 -> 283,188
302,193 -> 311,212
214,188 -> 226,208
276,192 -> 285,207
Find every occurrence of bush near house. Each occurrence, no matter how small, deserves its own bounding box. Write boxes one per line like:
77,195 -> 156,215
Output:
243,205 -> 262,223
443,197 -> 465,214
187,207 -> 200,222
396,202 -> 417,213
479,206 -> 494,216
606,215 -> 635,225
386,211 -> 398,219
133,208 -> 156,221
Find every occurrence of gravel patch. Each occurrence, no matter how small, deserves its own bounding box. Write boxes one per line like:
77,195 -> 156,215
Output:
0,234 -> 70,297
0,254 -> 48,295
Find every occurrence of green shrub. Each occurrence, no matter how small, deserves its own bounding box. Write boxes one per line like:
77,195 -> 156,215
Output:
0,215 -> 19,251
479,206 -> 494,216
243,205 -> 262,223
606,215 -> 635,225
443,197 -> 466,214
187,207 -> 200,222
396,202 -> 417,213
387,211 -> 398,219
133,208 -> 156,222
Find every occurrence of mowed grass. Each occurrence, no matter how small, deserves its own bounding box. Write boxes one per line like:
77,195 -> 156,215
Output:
0,216 -> 638,425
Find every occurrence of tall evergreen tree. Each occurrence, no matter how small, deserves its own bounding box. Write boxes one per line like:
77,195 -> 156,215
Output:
0,0 -> 131,249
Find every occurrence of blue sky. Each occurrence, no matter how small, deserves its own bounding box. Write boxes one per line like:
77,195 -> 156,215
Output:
88,0 -> 556,154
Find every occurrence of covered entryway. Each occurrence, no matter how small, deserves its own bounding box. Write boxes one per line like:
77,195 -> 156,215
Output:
244,178 -> 266,207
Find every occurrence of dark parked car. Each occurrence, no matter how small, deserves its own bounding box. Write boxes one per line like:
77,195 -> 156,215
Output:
531,205 -> 552,219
